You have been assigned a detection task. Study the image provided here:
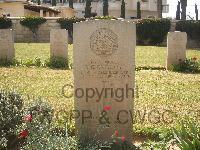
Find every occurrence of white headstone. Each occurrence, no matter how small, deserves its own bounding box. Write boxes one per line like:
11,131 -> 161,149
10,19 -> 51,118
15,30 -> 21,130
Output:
73,20 -> 136,142
50,29 -> 68,59
0,29 -> 15,61
167,31 -> 187,70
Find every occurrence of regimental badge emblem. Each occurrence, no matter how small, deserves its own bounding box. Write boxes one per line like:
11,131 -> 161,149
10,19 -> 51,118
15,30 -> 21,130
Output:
90,28 -> 118,56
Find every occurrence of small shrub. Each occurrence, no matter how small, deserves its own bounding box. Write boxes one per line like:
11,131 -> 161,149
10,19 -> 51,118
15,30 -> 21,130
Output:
20,16 -> 46,41
0,90 -> 23,149
0,58 -> 16,67
20,100 -> 74,150
20,16 -> 46,32
22,59 -> 35,67
171,57 -> 200,73
57,17 -> 85,43
0,58 -> 23,67
0,17 -> 12,29
76,128 -> 137,150
0,57 -> 69,68
45,57 -> 69,69
27,100 -> 54,124
57,17 -> 85,32
34,57 -> 43,67
136,18 -> 171,45
23,57 -> 43,67
176,20 -> 200,40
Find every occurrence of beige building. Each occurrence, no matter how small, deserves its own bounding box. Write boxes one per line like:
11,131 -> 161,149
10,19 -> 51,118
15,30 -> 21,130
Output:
54,0 -> 168,19
0,0 -> 76,17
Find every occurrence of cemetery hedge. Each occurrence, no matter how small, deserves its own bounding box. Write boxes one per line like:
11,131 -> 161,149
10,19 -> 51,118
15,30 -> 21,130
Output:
57,17 -> 171,45
136,19 -> 171,45
0,17 -> 12,29
176,20 -> 200,40
1,17 -> 171,45
57,16 -> 117,35
57,17 -> 85,33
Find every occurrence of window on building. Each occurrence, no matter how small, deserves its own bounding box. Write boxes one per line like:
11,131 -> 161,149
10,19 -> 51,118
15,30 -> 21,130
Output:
162,4 -> 169,13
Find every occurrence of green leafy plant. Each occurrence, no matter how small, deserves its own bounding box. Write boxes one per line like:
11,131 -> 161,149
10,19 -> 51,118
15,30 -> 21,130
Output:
173,120 -> 200,150
140,140 -> 167,150
22,57 -> 43,67
57,17 -> 85,31
34,57 -> 43,67
45,57 -> 69,69
20,16 -> 46,41
171,57 -> 200,73
0,90 -> 23,149
0,58 -> 19,67
76,129 -> 137,150
136,19 -> 171,45
109,131 -> 137,150
0,17 -> 12,29
0,56 -> 69,68
19,100 -> 78,150
27,100 -> 53,124
176,20 -> 200,40
57,17 -> 85,39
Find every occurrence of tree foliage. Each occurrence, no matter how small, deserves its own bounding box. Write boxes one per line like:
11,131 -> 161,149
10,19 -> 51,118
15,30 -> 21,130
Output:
120,0 -> 125,18
103,0 -> 109,16
137,1 -> 141,19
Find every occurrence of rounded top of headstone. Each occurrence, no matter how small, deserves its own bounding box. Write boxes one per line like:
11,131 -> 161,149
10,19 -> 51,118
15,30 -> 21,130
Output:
168,31 -> 187,36
168,31 -> 187,41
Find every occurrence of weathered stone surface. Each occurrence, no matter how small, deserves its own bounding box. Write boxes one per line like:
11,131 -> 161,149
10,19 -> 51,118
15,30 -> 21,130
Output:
167,31 -> 187,70
50,29 -> 68,59
0,29 -> 15,61
73,20 -> 136,142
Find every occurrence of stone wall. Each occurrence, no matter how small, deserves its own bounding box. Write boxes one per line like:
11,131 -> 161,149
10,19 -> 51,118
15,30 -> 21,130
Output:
8,18 -> 200,48
11,17 -> 60,43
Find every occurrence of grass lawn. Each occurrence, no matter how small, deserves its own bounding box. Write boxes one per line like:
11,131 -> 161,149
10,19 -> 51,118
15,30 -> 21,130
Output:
1,43 -> 200,139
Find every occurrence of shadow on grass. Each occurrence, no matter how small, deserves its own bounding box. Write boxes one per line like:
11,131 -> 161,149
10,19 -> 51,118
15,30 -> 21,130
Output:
172,70 -> 200,74
0,58 -> 71,70
136,66 -> 166,71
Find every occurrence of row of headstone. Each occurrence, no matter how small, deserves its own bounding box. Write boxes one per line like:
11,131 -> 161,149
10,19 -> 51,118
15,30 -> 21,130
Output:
0,29 -> 68,62
0,29 -> 186,70
0,23 -> 187,142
